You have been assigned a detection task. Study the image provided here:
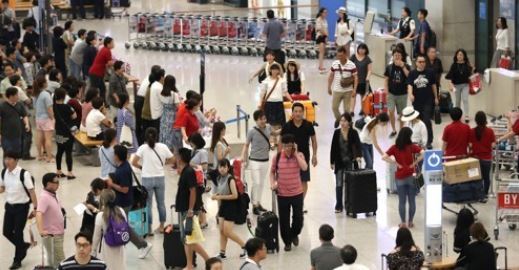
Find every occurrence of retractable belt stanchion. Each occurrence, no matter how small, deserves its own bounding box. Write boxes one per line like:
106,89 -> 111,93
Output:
423,150 -> 444,263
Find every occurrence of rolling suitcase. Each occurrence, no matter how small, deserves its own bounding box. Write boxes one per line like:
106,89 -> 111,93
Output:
164,205 -> 187,269
386,163 -> 397,194
128,207 -> 149,237
439,91 -> 453,113
34,236 -> 54,270
362,92 -> 374,117
373,88 -> 387,115
255,191 -> 279,253
344,169 -> 378,218
283,100 -> 317,125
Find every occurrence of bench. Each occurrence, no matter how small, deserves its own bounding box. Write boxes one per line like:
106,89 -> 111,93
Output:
74,131 -> 102,166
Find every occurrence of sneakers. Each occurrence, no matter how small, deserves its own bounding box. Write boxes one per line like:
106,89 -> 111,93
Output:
292,236 -> 299,247
138,243 -> 153,259
8,261 -> 21,270
216,252 -> 227,260
389,131 -> 397,138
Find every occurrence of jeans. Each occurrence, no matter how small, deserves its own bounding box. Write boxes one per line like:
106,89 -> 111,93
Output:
248,160 -> 269,206
2,137 -> 22,159
142,176 -> 167,225
362,143 -> 374,169
277,193 -> 304,246
415,103 -> 433,145
68,59 -> 82,80
334,164 -> 355,211
396,176 -> 417,223
89,74 -> 106,101
454,84 -> 469,117
122,207 -> 148,249
21,129 -> 32,158
56,139 -> 73,172
41,234 -> 65,268
480,159 -> 492,195
3,203 -> 30,263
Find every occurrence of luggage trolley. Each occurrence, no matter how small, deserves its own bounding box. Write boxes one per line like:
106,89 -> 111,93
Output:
295,19 -> 307,58
286,18 -> 298,59
228,17 -> 240,55
191,15 -> 202,53
182,15 -> 193,52
236,17 -> 249,55
200,15 -> 211,54
247,17 -> 259,56
209,16 -> 222,54
305,19 -> 317,59
494,173 -> 519,240
219,16 -> 230,54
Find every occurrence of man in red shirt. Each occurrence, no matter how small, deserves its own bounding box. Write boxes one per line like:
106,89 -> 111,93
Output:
442,107 -> 471,157
88,37 -> 114,101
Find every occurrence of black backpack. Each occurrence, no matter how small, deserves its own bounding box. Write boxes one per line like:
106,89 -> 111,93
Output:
1,168 -> 35,199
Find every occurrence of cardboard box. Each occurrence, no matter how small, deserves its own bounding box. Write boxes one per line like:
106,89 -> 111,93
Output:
443,158 -> 481,185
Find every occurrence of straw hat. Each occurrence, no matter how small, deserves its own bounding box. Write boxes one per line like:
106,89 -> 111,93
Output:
401,106 -> 420,122
336,7 -> 347,15
285,59 -> 301,71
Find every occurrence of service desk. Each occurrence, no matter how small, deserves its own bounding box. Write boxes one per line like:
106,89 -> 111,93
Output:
365,34 -> 398,76
472,68 -> 519,117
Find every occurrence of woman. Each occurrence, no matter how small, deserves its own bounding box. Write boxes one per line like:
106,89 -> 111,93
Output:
382,127 -> 424,228
390,7 -> 415,41
330,113 -> 362,213
402,106 -> 428,148
173,97 -> 202,151
52,26 -> 68,76
80,178 -> 106,234
445,49 -> 473,123
33,75 -> 55,162
85,97 -> 112,140
99,128 -> 117,180
456,223 -> 496,270
285,60 -> 305,95
386,227 -> 425,269
491,17 -> 510,68
258,63 -> 292,128
250,50 -> 279,84
67,83 -> 82,129
426,47 -> 444,91
210,122 -> 230,170
469,111 -> 496,199
62,20 -> 75,73
211,159 -> 247,259
53,87 -> 77,179
189,133 -> 210,229
359,112 -> 390,169
92,189 -> 127,270
116,93 -> 138,153
83,32 -> 98,80
335,7 -> 354,52
47,68 -> 62,94
315,7 -> 328,73
453,208 -> 475,253
132,127 -> 174,234
159,75 -> 180,150
81,88 -> 100,129
389,43 -> 413,66
350,43 -> 372,112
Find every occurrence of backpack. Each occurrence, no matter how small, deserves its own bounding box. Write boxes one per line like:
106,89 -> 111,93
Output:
1,168 -> 34,199
104,214 -> 131,247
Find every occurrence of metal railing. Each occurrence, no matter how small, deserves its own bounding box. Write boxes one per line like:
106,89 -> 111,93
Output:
224,105 -> 249,139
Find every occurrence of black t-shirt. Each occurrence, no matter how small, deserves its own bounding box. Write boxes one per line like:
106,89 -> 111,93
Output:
113,161 -> 133,208
406,69 -> 436,107
176,166 -> 201,212
53,103 -> 75,137
384,63 -> 410,96
281,120 -> 315,161
0,101 -> 27,139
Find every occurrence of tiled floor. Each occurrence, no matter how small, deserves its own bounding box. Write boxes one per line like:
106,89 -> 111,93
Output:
1,1 -> 519,269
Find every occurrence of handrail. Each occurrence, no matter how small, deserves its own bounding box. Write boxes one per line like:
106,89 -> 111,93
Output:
172,4 -> 318,16
224,105 -> 249,139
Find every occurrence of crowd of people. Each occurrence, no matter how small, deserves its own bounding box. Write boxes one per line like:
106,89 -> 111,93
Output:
0,2 -> 518,270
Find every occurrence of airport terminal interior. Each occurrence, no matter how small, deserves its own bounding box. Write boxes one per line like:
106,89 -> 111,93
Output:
0,0 -> 519,269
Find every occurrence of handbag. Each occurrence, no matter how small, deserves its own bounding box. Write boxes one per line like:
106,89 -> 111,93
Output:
119,110 -> 134,147
338,63 -> 354,88
260,78 -> 279,111
184,216 -> 193,236
130,170 -> 148,210
434,106 -> 442,125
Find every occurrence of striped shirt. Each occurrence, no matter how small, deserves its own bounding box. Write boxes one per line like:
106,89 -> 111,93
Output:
330,60 -> 357,93
271,152 -> 304,197
58,256 -> 107,269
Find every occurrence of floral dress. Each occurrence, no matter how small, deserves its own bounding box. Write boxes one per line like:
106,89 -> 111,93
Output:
159,94 -> 179,150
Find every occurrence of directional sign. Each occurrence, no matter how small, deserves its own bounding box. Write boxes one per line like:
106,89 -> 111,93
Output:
424,150 -> 443,172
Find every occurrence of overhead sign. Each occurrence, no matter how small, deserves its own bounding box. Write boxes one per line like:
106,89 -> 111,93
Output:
424,150 -> 443,172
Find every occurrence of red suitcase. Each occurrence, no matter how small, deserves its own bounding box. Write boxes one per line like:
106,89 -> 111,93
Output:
373,88 -> 387,115
232,159 -> 246,194
469,73 -> 481,95
499,56 -> 512,69
290,93 -> 310,101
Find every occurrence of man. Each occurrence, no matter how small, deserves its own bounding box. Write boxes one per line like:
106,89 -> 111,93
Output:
262,9 -> 286,66
5,78 -> 34,160
0,87 -> 30,158
310,224 -> 343,270
176,147 -> 209,270
69,29 -> 87,80
281,103 -> 317,212
385,47 -> 411,137
89,36 -> 115,100
442,107 -> 470,157
36,54 -> 55,78
70,0 -> 86,20
241,110 -> 274,215
390,7 -> 415,40
57,232 -> 107,270
240,237 -> 268,270
0,0 -> 16,43
108,60 -> 128,107
0,151 -> 37,270
426,47 -> 443,92
407,54 -> 438,149
270,134 -> 307,252
106,145 -> 153,258
36,173 -> 65,268
5,47 -> 26,80
328,45 -> 358,127
334,245 -> 369,270
413,9 -> 431,56
1,63 -> 27,96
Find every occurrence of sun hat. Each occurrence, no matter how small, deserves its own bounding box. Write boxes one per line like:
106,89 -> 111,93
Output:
336,7 -> 347,15
401,106 -> 420,122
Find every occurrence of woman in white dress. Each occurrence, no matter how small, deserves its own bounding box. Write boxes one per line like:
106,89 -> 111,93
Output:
491,17 -> 511,68
315,7 -> 329,73
335,7 -> 354,53
92,189 -> 127,270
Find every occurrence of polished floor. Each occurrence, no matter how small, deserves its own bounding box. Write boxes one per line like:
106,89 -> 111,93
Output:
1,1 -> 518,269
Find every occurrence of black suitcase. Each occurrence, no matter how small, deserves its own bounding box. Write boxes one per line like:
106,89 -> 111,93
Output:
344,170 -> 378,218
163,205 -> 187,269
255,191 -> 279,253
439,91 -> 453,113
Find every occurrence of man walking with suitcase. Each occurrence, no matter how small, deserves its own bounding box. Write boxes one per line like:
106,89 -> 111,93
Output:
270,134 -> 307,252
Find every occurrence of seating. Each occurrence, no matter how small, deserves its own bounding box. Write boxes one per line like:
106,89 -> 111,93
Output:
74,131 -> 102,167
74,131 -> 102,148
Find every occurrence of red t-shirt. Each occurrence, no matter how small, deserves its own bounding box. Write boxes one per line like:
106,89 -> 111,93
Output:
386,144 -> 422,180
442,121 -> 471,156
513,119 -> 519,135
88,47 -> 112,77
173,103 -> 186,128
469,127 -> 495,160
174,107 -> 199,137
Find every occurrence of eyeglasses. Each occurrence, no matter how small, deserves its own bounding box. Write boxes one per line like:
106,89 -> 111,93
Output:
76,242 -> 91,249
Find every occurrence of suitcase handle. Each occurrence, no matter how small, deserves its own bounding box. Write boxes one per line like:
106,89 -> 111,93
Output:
495,246 -> 507,270
381,254 -> 387,270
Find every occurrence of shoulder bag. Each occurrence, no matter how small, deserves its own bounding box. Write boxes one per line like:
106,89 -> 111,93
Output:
151,146 -> 164,166
253,126 -> 272,150
338,63 -> 354,88
260,78 -> 279,111
130,170 -> 148,210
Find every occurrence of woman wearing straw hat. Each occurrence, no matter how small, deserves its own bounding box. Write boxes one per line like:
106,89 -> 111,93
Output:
401,106 -> 428,148
335,7 -> 354,52
258,62 -> 292,131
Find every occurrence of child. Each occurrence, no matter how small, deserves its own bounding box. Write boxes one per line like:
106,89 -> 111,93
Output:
80,178 -> 106,234
189,133 -> 210,229
211,159 -> 246,259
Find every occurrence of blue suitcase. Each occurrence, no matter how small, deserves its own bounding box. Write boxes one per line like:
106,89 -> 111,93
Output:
128,207 -> 149,237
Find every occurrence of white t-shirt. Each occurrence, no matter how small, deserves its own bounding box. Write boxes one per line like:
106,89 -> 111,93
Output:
0,166 -> 34,204
136,143 -> 173,177
406,119 -> 428,147
330,60 -> 357,93
137,77 -> 150,97
360,117 -> 375,145
335,21 -> 353,47
159,92 -> 180,106
334,263 -> 370,270
496,29 -> 510,50
150,81 -> 164,119
85,109 -> 105,137
260,76 -> 287,102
